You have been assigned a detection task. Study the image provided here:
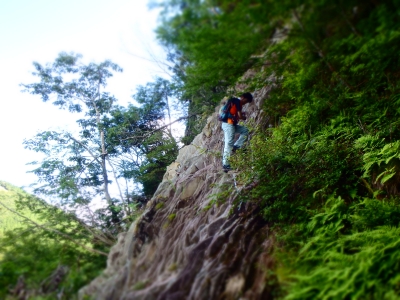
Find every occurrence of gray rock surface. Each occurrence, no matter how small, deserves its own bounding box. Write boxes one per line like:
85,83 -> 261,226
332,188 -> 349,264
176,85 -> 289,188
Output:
79,87 -> 277,300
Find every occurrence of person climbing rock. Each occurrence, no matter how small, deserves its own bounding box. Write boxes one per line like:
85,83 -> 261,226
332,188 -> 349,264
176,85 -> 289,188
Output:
221,92 -> 253,172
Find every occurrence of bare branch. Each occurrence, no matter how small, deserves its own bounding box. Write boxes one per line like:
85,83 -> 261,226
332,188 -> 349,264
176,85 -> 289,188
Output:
106,156 -> 126,210
122,114 -> 197,141
67,134 -> 102,165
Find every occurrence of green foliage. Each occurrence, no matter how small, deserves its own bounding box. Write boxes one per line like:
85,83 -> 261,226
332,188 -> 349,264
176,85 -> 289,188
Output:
23,54 -> 178,218
106,78 -> 179,197
22,52 -> 123,206
14,0 -> 400,298
168,262 -> 178,271
1,230 -> 106,299
356,137 -> 400,188
235,0 -> 400,216
137,131 -> 178,196
235,115 -> 361,224
352,198 -> 400,230
132,281 -> 148,291
204,183 -> 234,211
279,197 -> 400,299
156,0 -> 274,143
158,0 -> 400,298
167,213 -> 176,221
155,201 -> 165,210
0,181 -> 39,236
16,52 -> 181,299
0,181 -> 107,299
162,213 -> 177,229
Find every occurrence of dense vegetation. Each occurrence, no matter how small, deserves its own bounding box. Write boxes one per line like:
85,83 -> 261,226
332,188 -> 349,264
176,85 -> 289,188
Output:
0,181 -> 107,299
3,0 -> 400,298
155,0 -> 400,298
156,0 -> 274,143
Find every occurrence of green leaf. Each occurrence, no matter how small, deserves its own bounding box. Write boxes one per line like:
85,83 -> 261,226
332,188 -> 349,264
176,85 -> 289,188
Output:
380,171 -> 396,184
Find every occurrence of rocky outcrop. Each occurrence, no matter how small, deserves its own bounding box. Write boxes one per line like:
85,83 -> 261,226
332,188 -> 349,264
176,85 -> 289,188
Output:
80,87 -> 277,299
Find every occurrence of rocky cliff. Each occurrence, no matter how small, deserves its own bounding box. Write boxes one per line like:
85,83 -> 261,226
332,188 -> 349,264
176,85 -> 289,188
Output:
80,86 -> 276,299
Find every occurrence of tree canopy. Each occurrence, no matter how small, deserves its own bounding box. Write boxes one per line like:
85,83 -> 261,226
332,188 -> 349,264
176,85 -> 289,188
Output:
22,53 -> 179,210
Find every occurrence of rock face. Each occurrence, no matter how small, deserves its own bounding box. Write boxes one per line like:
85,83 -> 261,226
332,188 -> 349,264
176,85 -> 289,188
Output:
80,88 -> 277,300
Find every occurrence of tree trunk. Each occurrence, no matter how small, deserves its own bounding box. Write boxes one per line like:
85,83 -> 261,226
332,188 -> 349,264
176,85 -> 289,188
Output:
101,130 -> 112,204
94,78 -> 112,205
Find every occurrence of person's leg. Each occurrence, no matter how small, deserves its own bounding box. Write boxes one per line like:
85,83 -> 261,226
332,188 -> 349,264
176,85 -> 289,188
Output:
222,122 -> 235,166
233,125 -> 249,149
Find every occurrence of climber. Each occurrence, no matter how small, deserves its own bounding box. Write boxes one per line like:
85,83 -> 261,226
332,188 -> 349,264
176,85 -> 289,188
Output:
221,92 -> 253,172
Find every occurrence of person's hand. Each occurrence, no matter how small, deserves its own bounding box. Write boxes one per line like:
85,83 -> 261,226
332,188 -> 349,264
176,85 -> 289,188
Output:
241,112 -> 247,120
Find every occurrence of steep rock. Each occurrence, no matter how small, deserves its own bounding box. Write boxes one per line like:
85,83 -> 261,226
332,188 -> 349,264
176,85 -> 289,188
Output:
80,87 -> 276,299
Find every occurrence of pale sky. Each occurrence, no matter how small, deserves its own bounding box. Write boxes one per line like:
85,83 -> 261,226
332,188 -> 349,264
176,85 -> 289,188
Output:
0,0 -> 176,190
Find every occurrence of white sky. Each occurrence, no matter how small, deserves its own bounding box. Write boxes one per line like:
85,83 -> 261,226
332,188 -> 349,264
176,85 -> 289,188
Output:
0,0 -> 178,190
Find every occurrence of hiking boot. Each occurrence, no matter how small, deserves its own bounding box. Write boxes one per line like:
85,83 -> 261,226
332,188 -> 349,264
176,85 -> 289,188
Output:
232,146 -> 248,154
232,146 -> 240,153
222,164 -> 231,172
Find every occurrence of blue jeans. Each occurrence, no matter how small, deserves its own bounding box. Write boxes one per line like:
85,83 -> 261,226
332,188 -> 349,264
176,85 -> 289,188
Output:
222,122 -> 248,166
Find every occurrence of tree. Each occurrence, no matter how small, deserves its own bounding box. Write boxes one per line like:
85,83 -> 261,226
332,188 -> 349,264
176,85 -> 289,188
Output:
23,54 -> 181,213
105,77 -> 180,197
22,52 -> 123,207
